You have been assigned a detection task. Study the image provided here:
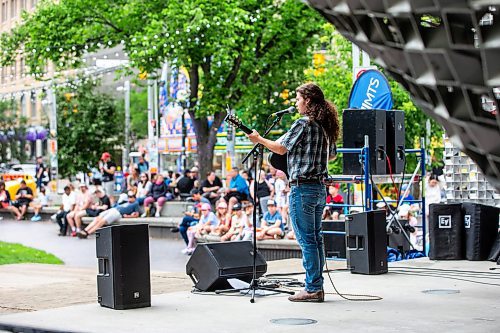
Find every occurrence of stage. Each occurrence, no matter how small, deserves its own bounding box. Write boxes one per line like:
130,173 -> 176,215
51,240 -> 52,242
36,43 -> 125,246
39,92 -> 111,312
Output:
0,259 -> 498,333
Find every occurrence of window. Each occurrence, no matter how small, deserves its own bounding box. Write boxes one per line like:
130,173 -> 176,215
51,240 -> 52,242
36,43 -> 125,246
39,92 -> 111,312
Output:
10,63 -> 16,80
1,2 -> 7,23
20,57 -> 25,76
10,0 -> 16,18
0,67 -> 5,84
20,92 -> 27,117
30,90 -> 37,119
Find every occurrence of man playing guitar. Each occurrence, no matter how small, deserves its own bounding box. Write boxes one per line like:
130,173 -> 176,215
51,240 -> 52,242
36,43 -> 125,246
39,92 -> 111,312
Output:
247,83 -> 339,303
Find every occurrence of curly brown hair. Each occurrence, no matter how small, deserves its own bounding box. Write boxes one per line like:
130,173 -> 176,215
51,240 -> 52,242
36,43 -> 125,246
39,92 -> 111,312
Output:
296,83 -> 340,144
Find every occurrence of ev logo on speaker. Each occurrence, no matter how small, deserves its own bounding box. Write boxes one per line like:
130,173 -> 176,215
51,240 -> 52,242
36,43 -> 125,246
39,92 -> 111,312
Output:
464,215 -> 471,229
438,215 -> 452,229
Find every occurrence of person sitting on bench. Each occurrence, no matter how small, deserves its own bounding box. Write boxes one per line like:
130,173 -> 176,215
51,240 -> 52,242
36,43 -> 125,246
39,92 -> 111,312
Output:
257,200 -> 284,240
77,191 -> 140,239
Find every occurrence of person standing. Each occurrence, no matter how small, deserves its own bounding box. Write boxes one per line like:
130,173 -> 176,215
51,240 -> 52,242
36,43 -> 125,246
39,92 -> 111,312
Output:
247,83 -> 339,302
137,155 -> 150,175
35,156 -> 46,190
99,152 -> 116,206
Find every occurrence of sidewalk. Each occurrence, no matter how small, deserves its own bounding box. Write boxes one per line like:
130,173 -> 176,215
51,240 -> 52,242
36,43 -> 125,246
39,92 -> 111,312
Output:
0,219 -> 189,270
0,259 -> 499,332
0,264 -> 192,315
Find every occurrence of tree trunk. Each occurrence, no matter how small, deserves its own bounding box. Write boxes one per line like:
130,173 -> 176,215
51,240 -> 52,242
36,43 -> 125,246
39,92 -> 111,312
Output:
190,110 -> 226,180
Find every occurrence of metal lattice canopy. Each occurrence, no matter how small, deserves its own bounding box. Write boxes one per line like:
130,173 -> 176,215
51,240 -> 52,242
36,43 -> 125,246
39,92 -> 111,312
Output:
307,0 -> 500,191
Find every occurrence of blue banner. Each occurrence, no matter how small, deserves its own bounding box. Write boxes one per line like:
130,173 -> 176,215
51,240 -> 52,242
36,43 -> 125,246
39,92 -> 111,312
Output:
348,69 -> 393,110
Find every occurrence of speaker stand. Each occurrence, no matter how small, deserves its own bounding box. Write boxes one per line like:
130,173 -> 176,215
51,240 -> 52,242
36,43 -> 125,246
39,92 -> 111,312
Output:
241,117 -> 295,303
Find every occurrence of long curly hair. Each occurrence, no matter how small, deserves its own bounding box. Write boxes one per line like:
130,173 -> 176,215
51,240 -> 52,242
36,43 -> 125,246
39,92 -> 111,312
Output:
296,83 -> 340,144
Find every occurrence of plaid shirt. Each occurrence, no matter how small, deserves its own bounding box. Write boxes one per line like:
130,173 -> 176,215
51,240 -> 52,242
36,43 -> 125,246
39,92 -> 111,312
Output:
281,117 -> 336,181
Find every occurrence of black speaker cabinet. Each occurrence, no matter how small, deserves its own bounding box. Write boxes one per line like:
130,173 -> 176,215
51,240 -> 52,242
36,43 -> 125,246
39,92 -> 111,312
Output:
385,110 -> 405,174
429,203 -> 464,260
186,241 -> 267,292
343,109 -> 387,175
323,220 -> 346,259
96,224 -> 151,310
346,210 -> 388,275
388,219 -> 411,254
462,202 -> 500,261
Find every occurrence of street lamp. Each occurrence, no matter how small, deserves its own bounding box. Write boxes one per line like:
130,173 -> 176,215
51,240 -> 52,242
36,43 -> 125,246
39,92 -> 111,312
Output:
177,89 -> 189,172
117,80 -> 130,170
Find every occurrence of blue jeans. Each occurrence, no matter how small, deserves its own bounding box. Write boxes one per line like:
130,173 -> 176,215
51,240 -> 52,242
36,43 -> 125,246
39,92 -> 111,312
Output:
289,183 -> 326,292
179,216 -> 199,245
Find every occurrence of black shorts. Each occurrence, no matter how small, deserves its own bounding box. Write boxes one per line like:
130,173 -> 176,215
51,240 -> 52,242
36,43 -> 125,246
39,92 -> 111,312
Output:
224,192 -> 247,203
12,200 -> 29,208
86,208 -> 102,217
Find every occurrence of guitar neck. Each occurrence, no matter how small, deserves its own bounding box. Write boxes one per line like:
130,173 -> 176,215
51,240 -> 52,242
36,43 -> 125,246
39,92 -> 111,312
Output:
236,123 -> 252,135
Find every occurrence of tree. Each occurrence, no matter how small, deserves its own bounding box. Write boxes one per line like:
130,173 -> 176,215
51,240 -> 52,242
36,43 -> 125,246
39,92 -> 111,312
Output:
0,0 -> 325,176
129,88 -> 148,142
0,99 -> 28,163
55,79 -> 123,177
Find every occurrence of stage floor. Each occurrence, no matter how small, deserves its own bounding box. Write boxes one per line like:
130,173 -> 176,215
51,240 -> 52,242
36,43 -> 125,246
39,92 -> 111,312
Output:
0,259 -> 499,333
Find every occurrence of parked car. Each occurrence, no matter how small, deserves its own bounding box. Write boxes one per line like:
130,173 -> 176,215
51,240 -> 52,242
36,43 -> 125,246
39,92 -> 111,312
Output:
9,164 -> 50,185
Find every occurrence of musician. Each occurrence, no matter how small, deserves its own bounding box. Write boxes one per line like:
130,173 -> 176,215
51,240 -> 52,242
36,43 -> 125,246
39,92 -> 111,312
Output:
247,83 -> 339,303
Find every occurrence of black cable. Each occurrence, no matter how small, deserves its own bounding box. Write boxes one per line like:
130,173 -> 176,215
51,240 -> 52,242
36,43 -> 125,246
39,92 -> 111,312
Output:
264,268 -> 348,278
394,266 -> 500,274
398,152 -> 407,204
389,270 -> 500,287
324,258 -> 383,301
391,268 -> 500,280
391,266 -> 500,278
191,288 -> 252,297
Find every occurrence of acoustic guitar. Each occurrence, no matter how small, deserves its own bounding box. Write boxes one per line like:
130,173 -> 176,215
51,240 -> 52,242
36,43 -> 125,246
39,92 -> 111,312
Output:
224,114 -> 288,177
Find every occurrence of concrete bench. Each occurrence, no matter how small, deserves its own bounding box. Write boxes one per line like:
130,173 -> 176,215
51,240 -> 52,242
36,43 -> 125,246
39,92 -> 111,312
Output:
195,234 -> 302,261
0,206 -> 59,219
81,216 -> 183,239
0,201 -> 191,219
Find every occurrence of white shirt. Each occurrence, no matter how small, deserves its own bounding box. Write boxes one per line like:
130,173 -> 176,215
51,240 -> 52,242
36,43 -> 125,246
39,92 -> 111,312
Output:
62,191 -> 76,212
38,193 -> 48,206
425,182 -> 442,213
137,181 -> 152,197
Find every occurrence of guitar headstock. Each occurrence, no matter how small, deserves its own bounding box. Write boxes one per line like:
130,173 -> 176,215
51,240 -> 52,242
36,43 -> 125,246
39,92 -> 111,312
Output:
224,113 -> 252,135
224,114 -> 243,129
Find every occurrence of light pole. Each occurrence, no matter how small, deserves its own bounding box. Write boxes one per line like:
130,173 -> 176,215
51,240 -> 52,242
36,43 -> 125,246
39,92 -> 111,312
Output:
181,105 -> 187,172
177,89 -> 189,173
117,81 -> 130,169
46,84 -> 58,193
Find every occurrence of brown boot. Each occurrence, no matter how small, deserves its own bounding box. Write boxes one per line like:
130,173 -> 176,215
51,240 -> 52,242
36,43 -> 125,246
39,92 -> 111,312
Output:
288,289 -> 324,303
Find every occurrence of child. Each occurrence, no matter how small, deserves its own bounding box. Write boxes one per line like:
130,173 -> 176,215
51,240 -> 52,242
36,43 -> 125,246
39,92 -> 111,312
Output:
221,203 -> 247,242
183,203 -> 219,255
274,170 -> 289,224
211,201 -> 230,236
31,187 -> 49,221
326,184 -> 344,220
257,200 -> 284,240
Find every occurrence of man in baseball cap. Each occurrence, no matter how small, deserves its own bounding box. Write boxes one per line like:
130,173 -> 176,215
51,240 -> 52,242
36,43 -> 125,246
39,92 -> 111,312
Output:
99,152 -> 116,205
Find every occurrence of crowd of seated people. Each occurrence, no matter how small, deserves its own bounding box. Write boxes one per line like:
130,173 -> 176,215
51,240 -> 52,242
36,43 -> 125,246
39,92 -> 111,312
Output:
0,159 -> 358,248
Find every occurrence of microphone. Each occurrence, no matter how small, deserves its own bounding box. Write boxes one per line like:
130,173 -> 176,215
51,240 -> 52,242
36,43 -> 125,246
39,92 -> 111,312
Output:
271,106 -> 296,117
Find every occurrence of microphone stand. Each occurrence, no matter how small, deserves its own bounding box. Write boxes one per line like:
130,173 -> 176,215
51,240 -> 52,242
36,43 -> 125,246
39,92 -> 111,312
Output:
240,114 -> 294,303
